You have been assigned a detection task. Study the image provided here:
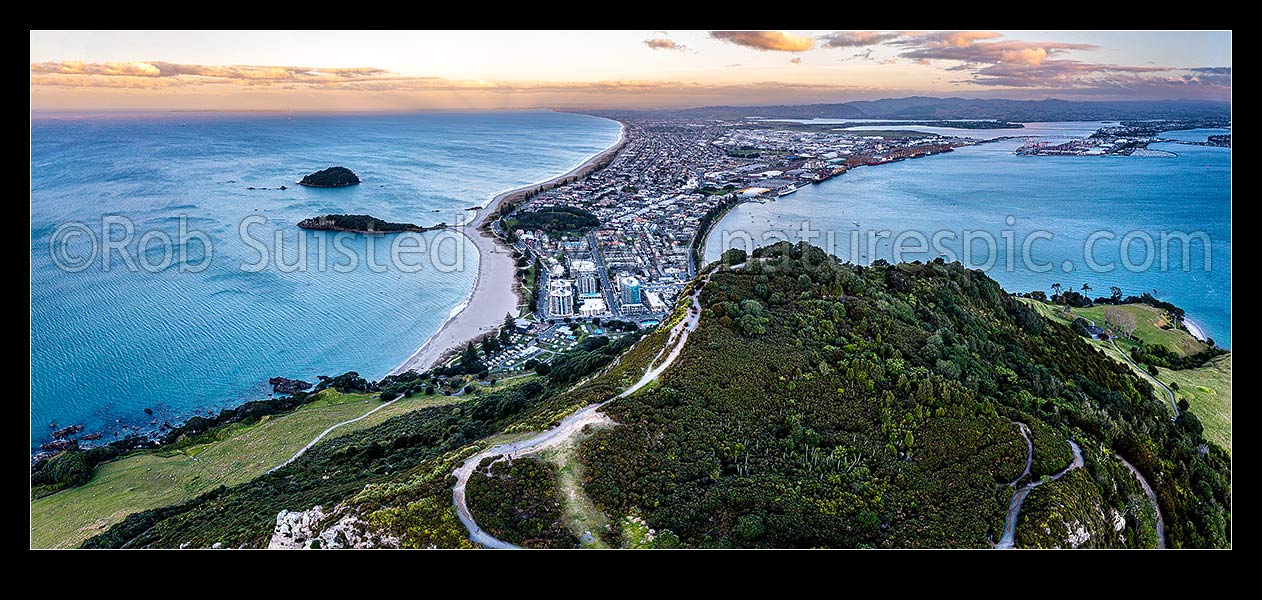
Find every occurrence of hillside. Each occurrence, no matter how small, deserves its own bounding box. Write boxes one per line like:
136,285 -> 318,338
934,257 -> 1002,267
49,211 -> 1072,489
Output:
573,244 -> 1228,548
79,243 -> 1230,548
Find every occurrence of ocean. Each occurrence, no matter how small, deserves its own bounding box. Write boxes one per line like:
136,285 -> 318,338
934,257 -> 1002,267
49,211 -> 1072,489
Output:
30,110 -> 622,447
705,123 -> 1231,349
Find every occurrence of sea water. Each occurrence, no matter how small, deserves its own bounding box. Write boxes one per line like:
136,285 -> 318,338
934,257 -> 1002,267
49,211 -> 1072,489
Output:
706,123 -> 1231,348
30,110 -> 621,446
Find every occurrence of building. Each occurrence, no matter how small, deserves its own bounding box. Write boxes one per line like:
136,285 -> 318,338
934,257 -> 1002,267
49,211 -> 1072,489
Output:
619,275 -> 642,306
571,260 -> 600,297
579,297 -> 607,317
643,290 -> 667,313
548,279 -> 575,316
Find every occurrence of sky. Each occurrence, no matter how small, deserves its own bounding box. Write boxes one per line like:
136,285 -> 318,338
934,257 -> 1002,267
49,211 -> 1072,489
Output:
29,30 -> 1232,111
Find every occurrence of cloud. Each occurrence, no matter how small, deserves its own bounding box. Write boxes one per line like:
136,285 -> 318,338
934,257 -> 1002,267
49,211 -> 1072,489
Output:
709,31 -> 814,52
819,31 -> 900,48
1190,66 -> 1231,75
30,61 -> 388,83
900,39 -> 1095,66
903,31 -> 1003,48
790,57 -> 802,64
643,38 -> 687,51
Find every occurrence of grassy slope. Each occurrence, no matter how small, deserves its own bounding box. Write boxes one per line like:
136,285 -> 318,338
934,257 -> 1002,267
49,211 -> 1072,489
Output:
1019,298 -> 1231,454
30,389 -> 463,549
1159,354 -> 1232,453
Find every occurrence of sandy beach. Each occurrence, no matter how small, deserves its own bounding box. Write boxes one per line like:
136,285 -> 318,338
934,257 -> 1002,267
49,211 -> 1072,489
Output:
390,121 -> 627,375
1182,315 -> 1209,343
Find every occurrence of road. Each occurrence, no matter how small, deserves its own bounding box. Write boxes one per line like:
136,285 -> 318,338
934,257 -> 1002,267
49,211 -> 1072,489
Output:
1007,422 -> 1034,487
451,272 -> 710,548
587,231 -> 622,319
1109,337 -> 1179,418
1116,454 -> 1167,549
997,437 -> 1084,549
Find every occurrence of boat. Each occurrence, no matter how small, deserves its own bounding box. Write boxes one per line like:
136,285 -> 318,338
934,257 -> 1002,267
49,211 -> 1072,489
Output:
778,184 -> 798,196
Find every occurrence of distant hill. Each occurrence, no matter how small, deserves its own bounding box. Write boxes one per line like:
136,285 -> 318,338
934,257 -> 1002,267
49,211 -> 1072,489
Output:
622,97 -> 1231,122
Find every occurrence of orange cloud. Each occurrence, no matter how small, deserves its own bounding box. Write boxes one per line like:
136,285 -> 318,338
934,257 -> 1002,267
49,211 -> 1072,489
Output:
910,31 -> 1003,48
709,31 -> 815,52
30,61 -> 387,82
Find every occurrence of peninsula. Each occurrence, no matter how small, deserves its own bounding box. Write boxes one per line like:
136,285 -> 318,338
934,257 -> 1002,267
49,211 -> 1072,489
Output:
390,122 -> 628,375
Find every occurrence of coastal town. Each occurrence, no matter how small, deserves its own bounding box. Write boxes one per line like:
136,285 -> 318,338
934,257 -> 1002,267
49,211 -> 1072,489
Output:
453,115 -> 973,377
1016,118 -> 1231,156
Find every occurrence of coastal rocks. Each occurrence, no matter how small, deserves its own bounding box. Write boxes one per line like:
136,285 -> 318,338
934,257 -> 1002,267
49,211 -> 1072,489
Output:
51,424 -> 84,439
269,376 -> 313,395
81,432 -> 103,441
40,439 -> 77,452
269,505 -> 399,549
144,407 -> 154,415
298,166 -> 360,187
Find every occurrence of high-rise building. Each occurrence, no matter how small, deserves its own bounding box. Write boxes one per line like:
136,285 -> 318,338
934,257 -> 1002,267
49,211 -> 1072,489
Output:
548,279 -> 575,317
619,276 -> 642,306
572,260 -> 600,297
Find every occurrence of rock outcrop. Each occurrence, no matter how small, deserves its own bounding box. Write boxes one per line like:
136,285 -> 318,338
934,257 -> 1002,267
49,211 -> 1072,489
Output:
269,505 -> 400,549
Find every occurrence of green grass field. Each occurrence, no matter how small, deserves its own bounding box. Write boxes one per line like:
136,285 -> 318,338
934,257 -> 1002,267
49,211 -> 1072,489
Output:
1159,354 -> 1232,454
30,389 -> 465,549
1020,300 -> 1206,356
1019,298 -> 1230,453
1072,304 -> 1207,357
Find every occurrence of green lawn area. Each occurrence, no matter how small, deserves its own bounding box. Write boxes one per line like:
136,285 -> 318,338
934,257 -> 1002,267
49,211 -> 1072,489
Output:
30,389 -> 464,549
1020,299 -> 1205,357
1159,354 -> 1232,454
1072,304 -> 1207,357
1018,298 -> 1230,453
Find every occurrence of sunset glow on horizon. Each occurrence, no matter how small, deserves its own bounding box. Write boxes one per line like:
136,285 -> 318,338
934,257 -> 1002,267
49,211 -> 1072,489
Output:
31,30 -> 1232,112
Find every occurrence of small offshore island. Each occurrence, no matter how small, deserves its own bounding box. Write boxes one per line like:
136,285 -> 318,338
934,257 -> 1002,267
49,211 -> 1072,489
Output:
298,166 -> 361,187
297,214 -> 446,234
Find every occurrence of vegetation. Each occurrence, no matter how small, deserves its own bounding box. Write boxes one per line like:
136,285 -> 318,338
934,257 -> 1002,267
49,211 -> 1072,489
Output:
298,166 -> 360,187
31,387 -> 333,500
466,456 -> 576,548
507,206 -> 600,237
67,241 -> 1229,549
575,242 -> 1229,548
32,390 -> 465,549
1156,354 -> 1232,453
297,214 -> 439,233
1015,441 -> 1161,548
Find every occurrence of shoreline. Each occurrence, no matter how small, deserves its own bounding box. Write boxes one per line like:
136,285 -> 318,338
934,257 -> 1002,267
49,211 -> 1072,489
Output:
1182,315 -> 1209,343
390,119 -> 627,375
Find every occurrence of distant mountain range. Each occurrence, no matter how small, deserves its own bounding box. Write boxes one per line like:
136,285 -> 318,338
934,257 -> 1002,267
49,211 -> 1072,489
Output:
618,97 -> 1231,122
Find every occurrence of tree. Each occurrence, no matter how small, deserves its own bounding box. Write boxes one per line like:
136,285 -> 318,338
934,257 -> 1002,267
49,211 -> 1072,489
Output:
534,363 -> 552,376
1110,286 -> 1123,303
1081,283 -> 1091,291
1170,381 -> 1180,391
1051,283 -> 1062,298
1104,307 -> 1136,337
1147,364 -> 1159,377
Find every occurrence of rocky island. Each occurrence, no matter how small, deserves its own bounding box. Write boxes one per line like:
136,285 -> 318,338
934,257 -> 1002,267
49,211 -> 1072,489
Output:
297,214 -> 446,234
298,166 -> 361,187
